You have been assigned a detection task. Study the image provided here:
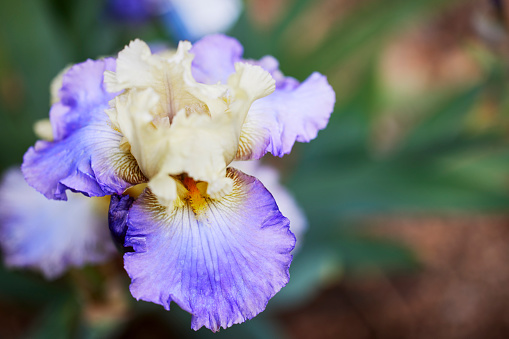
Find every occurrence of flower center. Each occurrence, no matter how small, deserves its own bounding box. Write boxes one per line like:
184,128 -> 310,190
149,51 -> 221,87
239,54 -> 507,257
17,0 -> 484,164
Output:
182,177 -> 207,215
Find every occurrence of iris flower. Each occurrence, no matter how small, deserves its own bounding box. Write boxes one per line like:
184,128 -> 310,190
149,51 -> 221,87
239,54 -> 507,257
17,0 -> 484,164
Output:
22,34 -> 335,331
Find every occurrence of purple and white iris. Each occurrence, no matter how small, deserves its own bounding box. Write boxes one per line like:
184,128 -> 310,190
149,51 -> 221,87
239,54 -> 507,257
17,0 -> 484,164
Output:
21,34 -> 335,331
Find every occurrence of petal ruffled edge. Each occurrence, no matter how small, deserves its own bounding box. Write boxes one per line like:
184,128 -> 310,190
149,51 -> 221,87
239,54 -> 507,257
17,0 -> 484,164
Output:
23,58 -> 146,200
189,34 -> 335,160
231,160 -> 307,251
51,58 -> 117,141
22,120 -> 146,200
237,72 -> 335,159
119,167 -> 295,331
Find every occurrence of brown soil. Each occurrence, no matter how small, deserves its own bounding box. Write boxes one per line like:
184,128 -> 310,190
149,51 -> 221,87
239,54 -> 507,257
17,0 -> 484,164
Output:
278,216 -> 509,339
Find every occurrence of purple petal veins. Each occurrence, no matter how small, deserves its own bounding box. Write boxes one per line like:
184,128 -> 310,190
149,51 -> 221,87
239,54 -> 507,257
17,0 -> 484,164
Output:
232,160 -> 307,251
118,168 -> 295,331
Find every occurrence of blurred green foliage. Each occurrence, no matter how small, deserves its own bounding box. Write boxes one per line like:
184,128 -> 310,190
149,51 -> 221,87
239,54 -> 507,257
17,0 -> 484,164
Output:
1,0 -> 509,337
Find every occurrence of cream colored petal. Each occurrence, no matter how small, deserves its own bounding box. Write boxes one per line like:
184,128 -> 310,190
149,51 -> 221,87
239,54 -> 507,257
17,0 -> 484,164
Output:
105,39 -> 161,93
147,173 -> 177,208
164,110 -> 236,182
105,39 -> 276,204
227,63 -> 275,132
235,113 -> 271,160
112,88 -> 164,178
206,176 -> 233,199
228,63 -> 275,102
174,41 -> 231,115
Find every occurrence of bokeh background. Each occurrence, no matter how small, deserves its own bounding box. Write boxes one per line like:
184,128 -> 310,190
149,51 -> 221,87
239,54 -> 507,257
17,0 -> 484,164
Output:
1,0 -> 509,338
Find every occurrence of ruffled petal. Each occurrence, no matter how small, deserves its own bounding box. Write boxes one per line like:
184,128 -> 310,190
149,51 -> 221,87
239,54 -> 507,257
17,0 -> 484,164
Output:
250,55 -> 300,90
232,161 -> 307,251
190,34 -> 243,85
119,168 -> 295,331
190,34 -> 297,90
239,72 -> 335,158
190,34 -> 335,159
105,39 -> 274,205
22,120 -> 145,200
0,168 -> 114,279
22,59 -> 146,200
51,58 -> 117,141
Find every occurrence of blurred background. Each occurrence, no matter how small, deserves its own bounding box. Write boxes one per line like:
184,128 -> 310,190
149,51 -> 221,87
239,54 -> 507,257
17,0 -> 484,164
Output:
1,0 -> 509,338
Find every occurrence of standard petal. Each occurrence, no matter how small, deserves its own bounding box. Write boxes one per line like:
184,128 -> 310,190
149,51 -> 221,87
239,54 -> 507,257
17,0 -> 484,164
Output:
0,168 -> 114,279
250,55 -> 300,90
190,34 -> 243,84
238,72 -> 335,159
122,168 -> 295,331
104,39 -> 158,93
191,35 -> 297,90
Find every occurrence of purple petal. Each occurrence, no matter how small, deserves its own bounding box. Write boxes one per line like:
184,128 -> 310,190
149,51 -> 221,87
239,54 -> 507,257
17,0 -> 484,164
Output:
249,56 -> 299,90
190,34 -> 243,85
22,59 -> 146,200
0,168 -> 114,279
232,160 -> 307,251
52,58 -> 117,141
22,120 -> 144,200
190,34 -> 335,159
109,194 -> 134,250
246,72 -> 335,157
122,168 -> 295,331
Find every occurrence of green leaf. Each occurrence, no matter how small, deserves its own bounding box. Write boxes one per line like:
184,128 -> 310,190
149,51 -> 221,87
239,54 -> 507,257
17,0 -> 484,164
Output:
0,265 -> 69,305
25,294 -> 79,339
399,86 -> 484,153
325,232 -> 418,272
280,0 -> 462,78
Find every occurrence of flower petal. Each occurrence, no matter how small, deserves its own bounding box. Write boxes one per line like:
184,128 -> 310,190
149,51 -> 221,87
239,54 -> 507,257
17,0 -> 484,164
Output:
239,72 -> 335,158
106,0 -> 155,23
22,119 -> 145,200
22,59 -> 146,200
190,34 -> 335,159
51,58 -> 117,141
108,194 -> 134,250
104,40 -> 159,93
190,34 -> 243,85
120,168 -> 295,331
190,34 -> 296,90
232,160 -> 307,251
0,168 -> 114,279
105,39 -> 274,205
